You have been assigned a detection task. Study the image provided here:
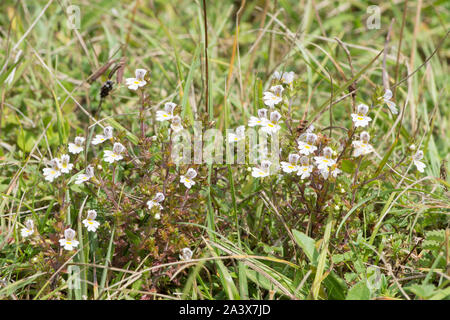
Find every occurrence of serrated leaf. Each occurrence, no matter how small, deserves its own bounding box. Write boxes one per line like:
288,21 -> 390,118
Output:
425,229 -> 445,242
422,240 -> 442,251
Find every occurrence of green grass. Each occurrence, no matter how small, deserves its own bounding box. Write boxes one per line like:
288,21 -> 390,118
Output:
0,0 -> 449,300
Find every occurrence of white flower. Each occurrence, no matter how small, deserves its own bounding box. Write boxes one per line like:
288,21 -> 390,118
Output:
228,126 -> 245,143
251,160 -> 271,178
270,85 -> 284,96
170,115 -> 183,133
147,192 -> 165,210
379,89 -> 398,115
180,247 -> 193,261
103,142 -> 125,163
156,102 -> 176,121
314,147 -> 336,170
412,150 -> 426,173
263,92 -> 281,108
297,165 -> 313,179
59,228 -> 79,251
352,131 -> 374,157
297,156 -> 313,179
273,71 -> 295,85
248,109 -> 269,127
75,165 -> 95,185
68,136 -> 85,154
92,126 -> 113,145
58,154 -> 73,174
21,219 -> 34,238
43,159 -> 61,182
261,111 -> 282,134
351,104 -> 372,128
281,154 -> 300,173
320,165 -> 341,180
154,212 -> 161,220
298,133 -> 318,155
82,210 -> 100,232
180,168 -> 197,189
125,68 -> 147,90
262,85 -> 284,108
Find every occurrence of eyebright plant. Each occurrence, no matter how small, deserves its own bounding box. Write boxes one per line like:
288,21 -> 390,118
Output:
25,64 -> 434,298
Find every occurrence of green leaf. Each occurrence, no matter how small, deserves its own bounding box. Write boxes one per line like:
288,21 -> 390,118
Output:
425,229 -> 445,242
346,281 -> 371,300
99,227 -> 115,296
406,283 -> 436,299
180,45 -> 200,124
17,129 -> 36,153
0,273 -> 45,298
292,229 -> 319,263
323,273 -> 347,300
51,90 -> 67,145
312,212 -> 333,299
246,269 -> 278,293
341,159 -> 355,174
429,287 -> 450,300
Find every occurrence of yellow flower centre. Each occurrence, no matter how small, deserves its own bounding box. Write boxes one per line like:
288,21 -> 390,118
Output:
322,159 -> 329,163
304,145 -> 310,149
51,170 -> 56,174
303,168 -> 308,171
288,165 -> 294,169
134,81 -> 139,84
88,220 -> 93,225
361,144 -> 367,148
66,241 -> 72,245
185,178 -> 190,183
268,123 -> 274,127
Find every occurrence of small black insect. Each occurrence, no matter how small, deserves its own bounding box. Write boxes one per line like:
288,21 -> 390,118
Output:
100,80 -> 114,98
